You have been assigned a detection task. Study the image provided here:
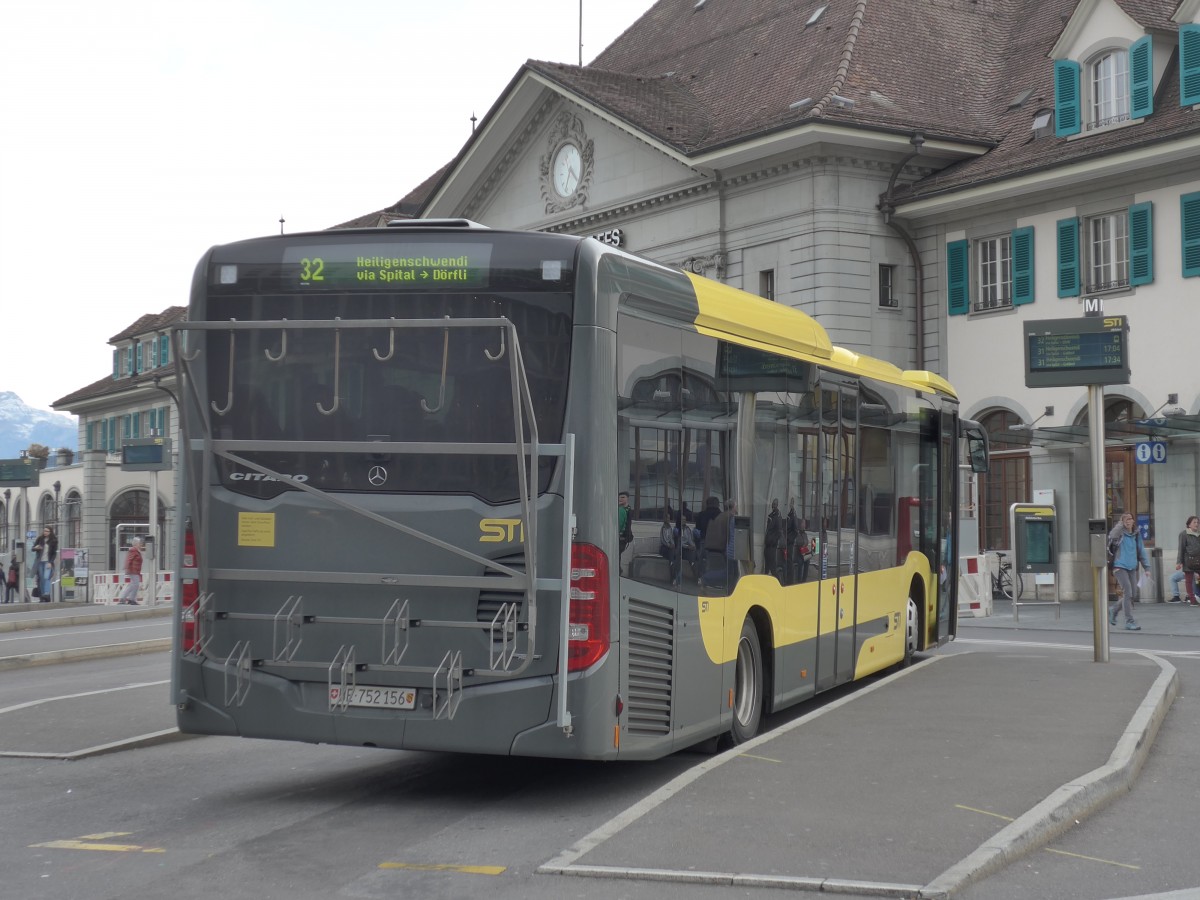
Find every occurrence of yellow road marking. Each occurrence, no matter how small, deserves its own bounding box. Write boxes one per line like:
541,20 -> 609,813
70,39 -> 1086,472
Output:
1045,848 -> 1140,870
79,832 -> 132,839
31,839 -> 164,853
955,804 -> 1014,821
378,863 -> 506,876
738,753 -> 782,763
956,805 -> 1139,870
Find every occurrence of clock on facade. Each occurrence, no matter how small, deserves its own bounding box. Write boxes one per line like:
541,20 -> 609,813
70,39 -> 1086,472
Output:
552,142 -> 582,198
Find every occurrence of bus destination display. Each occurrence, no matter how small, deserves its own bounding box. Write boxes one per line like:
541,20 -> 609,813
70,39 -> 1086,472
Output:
285,244 -> 490,289
1024,315 -> 1129,388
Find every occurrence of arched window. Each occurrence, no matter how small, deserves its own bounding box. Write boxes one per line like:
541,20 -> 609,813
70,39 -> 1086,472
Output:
1090,49 -> 1129,128
108,489 -> 167,568
63,491 -> 83,549
37,493 -> 56,532
0,499 -> 8,555
980,409 -> 1031,552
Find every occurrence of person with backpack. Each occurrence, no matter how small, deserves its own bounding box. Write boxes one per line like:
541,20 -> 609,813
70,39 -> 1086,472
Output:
1108,512 -> 1151,631
1173,515 -> 1200,606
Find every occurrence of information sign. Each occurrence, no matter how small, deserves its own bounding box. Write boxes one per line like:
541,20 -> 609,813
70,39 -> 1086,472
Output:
1134,441 -> 1167,464
0,458 -> 38,488
121,438 -> 173,472
1024,316 -> 1129,388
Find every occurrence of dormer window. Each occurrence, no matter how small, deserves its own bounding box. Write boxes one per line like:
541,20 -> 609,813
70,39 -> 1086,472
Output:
1054,36 -> 1152,137
1089,49 -> 1129,129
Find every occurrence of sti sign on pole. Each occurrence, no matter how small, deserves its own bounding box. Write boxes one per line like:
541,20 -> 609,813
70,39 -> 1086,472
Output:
1023,315 -> 1130,388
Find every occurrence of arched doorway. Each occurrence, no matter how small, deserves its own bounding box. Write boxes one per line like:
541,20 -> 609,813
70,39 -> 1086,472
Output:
980,409 -> 1031,551
1074,398 -> 1153,541
108,489 -> 167,569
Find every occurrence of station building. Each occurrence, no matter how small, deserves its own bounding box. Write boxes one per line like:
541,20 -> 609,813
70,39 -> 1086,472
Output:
13,0 -> 1198,602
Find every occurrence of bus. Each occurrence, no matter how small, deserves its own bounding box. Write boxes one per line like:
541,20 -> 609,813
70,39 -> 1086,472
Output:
171,220 -> 988,760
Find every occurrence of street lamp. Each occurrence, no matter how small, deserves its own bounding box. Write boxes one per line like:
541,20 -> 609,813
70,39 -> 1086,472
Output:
52,481 -> 61,602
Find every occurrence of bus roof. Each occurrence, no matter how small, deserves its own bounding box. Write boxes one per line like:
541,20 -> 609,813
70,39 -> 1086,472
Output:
683,271 -> 955,397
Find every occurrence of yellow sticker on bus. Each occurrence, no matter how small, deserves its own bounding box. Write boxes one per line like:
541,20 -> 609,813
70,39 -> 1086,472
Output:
237,512 -> 276,547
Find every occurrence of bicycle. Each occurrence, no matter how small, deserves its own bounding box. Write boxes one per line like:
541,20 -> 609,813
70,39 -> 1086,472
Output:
989,550 -> 1023,601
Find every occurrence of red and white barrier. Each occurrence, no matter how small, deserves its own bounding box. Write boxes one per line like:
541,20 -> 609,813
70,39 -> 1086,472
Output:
957,555 -> 991,617
91,571 -> 174,607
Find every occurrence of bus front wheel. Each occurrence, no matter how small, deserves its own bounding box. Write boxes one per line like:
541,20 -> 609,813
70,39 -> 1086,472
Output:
727,618 -> 764,746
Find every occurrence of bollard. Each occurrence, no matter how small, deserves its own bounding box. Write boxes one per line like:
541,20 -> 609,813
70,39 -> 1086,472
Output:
1150,548 -> 1164,602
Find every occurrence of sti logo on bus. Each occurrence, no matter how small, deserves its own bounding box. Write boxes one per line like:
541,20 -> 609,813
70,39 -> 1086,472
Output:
480,518 -> 524,543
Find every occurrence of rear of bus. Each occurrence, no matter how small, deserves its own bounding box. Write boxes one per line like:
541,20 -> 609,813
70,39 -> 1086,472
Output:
172,224 -> 617,758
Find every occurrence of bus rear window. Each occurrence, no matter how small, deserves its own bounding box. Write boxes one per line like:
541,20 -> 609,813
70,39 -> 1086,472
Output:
205,290 -> 571,502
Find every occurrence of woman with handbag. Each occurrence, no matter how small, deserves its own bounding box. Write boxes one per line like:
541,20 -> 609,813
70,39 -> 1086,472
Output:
1107,512 -> 1151,631
1175,515 -> 1200,606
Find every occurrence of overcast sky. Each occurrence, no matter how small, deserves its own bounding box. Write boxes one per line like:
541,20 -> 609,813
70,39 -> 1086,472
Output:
0,0 -> 652,414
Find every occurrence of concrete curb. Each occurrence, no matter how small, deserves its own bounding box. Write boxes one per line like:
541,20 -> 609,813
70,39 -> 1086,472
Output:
0,638 -> 173,671
0,605 -> 171,633
0,727 -> 192,761
919,652 -> 1179,899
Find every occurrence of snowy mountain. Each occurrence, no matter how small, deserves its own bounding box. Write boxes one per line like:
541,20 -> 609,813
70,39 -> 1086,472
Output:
0,392 -> 78,458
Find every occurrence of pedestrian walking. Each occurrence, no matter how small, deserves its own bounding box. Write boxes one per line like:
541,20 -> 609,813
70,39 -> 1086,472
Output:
1108,512 -> 1151,630
117,537 -> 144,605
32,526 -> 57,601
4,558 -> 18,603
1174,515 -> 1200,606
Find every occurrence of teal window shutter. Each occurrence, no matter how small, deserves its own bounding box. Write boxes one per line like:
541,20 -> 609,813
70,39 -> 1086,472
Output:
1183,192 -> 1200,278
1128,202 -> 1154,286
947,240 -> 969,315
160,334 -> 170,365
1056,218 -> 1080,297
112,349 -> 119,380
160,405 -> 170,433
132,412 -> 141,438
1182,25 -> 1200,107
123,415 -> 132,439
86,422 -> 94,451
1054,60 -> 1081,136
1129,36 -> 1153,119
1011,227 -> 1035,305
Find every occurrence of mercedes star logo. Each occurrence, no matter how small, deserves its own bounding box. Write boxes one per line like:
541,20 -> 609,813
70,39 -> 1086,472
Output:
368,466 -> 388,487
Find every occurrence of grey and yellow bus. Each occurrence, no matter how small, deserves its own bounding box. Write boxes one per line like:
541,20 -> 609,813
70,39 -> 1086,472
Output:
171,220 -> 987,760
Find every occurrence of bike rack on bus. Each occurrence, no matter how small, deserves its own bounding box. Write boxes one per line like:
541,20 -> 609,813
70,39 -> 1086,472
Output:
172,317 -> 577,730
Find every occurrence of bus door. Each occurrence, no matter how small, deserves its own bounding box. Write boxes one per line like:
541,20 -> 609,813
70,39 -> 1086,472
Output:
815,378 -> 858,690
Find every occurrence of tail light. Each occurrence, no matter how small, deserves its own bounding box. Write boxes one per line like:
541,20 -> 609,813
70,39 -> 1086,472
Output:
181,523 -> 200,653
567,543 -> 610,672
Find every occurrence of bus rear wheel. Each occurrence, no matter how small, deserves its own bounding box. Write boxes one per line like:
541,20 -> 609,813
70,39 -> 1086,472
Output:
726,618 -> 763,746
903,594 -> 919,667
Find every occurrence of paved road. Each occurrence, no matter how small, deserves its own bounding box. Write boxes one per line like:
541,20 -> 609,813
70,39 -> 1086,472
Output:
1,596 -> 1195,898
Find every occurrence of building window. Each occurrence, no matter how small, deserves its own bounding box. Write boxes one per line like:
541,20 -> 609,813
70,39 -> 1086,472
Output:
1085,211 -> 1128,292
878,264 -> 897,307
1090,50 -> 1129,129
977,236 -> 1012,310
759,269 -> 775,301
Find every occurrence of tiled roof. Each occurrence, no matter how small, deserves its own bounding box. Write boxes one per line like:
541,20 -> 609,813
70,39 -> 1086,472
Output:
108,306 -> 187,344
355,0 -> 1197,218
897,1 -> 1199,201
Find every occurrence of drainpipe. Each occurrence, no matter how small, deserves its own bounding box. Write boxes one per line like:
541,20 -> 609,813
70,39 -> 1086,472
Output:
878,133 -> 925,370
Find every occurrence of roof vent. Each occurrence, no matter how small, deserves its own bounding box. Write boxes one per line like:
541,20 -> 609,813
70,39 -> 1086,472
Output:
1008,88 -> 1035,109
806,5 -> 828,25
1030,109 -> 1053,139
694,0 -> 707,9
829,94 -> 855,109
790,98 -> 814,110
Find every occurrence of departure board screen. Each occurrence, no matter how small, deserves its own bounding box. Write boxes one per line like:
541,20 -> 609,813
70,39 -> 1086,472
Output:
1024,316 -> 1129,387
